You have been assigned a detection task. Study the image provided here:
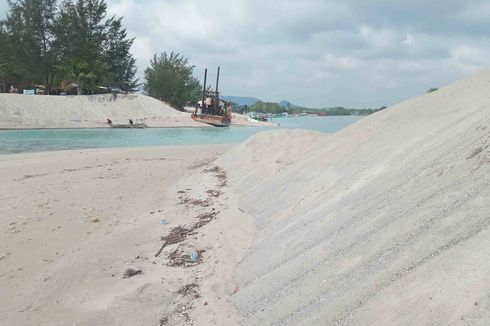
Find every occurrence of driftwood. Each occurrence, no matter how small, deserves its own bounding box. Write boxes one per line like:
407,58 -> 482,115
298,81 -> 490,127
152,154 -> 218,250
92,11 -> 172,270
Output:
154,211 -> 218,258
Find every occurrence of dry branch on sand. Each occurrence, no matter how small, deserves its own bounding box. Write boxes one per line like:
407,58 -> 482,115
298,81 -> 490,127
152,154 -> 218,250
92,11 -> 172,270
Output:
154,211 -> 218,257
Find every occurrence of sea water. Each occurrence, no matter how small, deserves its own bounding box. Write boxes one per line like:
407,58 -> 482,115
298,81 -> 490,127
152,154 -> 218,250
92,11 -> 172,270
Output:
0,116 -> 362,154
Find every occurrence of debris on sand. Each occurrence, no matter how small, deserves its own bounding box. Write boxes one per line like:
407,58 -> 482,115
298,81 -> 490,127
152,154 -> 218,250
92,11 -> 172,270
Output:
177,283 -> 200,298
167,246 -> 205,267
162,226 -> 191,244
202,166 -> 222,174
158,297 -> 196,325
179,196 -> 212,207
122,268 -> 143,278
155,226 -> 190,257
193,211 -> 218,229
206,189 -> 222,197
202,165 -> 228,187
155,211 -> 217,257
188,198 -> 212,207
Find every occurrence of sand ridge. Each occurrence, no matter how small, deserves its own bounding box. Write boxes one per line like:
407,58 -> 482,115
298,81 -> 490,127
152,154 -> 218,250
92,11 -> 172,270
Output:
218,68 -> 490,325
0,93 -> 271,129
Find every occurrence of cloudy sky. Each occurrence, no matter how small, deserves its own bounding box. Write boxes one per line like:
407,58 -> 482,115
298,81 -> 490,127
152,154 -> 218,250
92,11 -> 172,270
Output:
2,1 -> 490,108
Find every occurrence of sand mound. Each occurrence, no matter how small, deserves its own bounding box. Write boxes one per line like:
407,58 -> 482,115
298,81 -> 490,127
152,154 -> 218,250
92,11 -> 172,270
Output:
0,93 -> 202,129
219,69 -> 490,325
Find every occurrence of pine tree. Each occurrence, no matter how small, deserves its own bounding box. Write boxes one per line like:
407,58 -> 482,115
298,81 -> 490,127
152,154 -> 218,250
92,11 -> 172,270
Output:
4,0 -> 57,89
2,0 -> 138,94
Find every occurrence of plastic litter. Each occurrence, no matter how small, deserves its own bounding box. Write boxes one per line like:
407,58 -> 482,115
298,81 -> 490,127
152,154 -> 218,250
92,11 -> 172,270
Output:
190,251 -> 199,262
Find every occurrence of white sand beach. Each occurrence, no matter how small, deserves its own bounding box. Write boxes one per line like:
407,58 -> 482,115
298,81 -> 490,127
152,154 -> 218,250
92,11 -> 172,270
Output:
1,69 -> 489,325
0,93 -> 270,129
0,145 -> 255,325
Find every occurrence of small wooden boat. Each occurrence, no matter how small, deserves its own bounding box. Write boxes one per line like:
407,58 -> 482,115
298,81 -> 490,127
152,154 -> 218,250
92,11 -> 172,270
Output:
109,123 -> 147,128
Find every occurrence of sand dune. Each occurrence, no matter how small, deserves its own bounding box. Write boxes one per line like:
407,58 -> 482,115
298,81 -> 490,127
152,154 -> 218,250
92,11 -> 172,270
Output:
1,69 -> 489,325
218,69 -> 490,325
0,93 -> 268,129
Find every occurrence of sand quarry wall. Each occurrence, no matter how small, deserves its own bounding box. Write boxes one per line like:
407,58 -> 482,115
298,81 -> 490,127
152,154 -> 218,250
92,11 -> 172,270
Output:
0,93 -> 202,128
218,69 -> 490,325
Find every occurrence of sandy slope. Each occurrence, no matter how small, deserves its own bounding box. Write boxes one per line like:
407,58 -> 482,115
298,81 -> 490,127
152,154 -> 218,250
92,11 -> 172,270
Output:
218,69 -> 490,325
0,93 -> 269,129
2,69 -> 489,326
0,145 -> 256,325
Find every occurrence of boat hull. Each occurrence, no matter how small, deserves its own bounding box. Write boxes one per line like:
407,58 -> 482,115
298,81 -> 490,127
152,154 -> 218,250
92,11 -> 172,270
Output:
191,113 -> 231,127
109,123 -> 147,128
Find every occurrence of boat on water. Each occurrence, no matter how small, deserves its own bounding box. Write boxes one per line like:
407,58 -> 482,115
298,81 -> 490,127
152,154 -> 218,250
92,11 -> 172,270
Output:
249,113 -> 269,122
106,118 -> 147,128
191,67 -> 231,127
109,123 -> 147,128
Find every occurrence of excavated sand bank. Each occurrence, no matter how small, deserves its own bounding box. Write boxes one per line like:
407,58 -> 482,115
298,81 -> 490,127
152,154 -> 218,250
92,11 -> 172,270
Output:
0,93 -> 269,129
218,69 -> 490,325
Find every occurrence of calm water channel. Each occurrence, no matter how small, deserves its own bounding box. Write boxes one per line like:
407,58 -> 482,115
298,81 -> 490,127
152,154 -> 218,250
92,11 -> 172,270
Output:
0,116 -> 363,154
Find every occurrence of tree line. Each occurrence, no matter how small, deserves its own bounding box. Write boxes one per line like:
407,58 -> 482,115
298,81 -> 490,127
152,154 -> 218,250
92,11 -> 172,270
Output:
233,100 -> 387,116
0,0 -> 138,94
0,0 -> 202,109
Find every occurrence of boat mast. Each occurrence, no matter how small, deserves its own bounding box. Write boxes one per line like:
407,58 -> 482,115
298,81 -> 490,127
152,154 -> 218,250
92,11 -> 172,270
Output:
201,68 -> 207,114
215,66 -> 220,115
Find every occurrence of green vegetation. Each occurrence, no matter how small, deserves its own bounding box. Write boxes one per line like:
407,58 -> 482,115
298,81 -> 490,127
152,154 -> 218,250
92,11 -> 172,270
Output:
248,101 -> 285,114
0,0 -> 137,93
143,51 -> 202,109
233,100 -> 386,116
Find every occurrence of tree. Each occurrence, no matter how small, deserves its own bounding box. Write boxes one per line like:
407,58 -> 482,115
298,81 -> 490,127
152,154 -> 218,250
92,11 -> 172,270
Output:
144,51 -> 202,108
101,16 -> 138,90
1,0 -> 137,93
4,0 -> 57,88
54,0 -> 108,93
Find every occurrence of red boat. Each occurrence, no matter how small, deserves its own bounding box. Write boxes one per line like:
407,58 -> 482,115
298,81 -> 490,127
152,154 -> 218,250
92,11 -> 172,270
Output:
191,67 -> 231,127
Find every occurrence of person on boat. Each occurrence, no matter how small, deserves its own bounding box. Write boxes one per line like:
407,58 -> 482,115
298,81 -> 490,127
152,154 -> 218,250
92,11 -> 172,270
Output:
107,118 -> 112,125
129,119 -> 133,125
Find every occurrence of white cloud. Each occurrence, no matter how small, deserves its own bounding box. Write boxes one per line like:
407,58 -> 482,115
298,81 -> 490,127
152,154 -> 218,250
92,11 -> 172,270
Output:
2,0 -> 490,107
402,34 -> 414,47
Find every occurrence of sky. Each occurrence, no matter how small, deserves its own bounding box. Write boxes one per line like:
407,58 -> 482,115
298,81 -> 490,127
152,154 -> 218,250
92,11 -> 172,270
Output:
2,1 -> 490,108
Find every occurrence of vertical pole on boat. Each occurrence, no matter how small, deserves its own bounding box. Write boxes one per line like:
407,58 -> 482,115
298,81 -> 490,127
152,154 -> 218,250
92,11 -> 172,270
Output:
215,66 -> 220,115
202,68 -> 207,114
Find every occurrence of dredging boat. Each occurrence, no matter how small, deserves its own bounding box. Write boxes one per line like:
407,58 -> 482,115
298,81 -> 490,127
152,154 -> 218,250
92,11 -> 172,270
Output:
191,67 -> 231,127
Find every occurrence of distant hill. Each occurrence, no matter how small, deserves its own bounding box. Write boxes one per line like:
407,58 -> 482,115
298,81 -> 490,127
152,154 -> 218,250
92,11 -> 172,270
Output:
222,96 -> 260,106
278,100 -> 291,107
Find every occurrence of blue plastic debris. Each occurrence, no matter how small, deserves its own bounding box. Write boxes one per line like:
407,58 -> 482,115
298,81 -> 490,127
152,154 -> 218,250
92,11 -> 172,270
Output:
190,251 -> 198,262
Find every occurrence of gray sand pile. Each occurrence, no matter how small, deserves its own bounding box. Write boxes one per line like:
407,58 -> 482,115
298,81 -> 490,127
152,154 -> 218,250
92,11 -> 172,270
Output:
219,69 -> 490,325
0,93 -> 203,129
